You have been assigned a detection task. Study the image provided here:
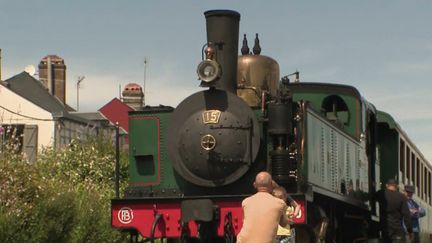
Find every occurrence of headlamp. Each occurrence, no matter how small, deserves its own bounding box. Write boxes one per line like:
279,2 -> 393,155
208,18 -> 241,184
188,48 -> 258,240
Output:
197,59 -> 221,83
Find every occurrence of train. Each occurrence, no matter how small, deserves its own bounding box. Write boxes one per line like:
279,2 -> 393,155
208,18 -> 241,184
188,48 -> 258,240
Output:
111,9 -> 432,243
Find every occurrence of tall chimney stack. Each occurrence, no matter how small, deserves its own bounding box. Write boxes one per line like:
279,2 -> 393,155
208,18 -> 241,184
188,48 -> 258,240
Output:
38,55 -> 67,104
204,10 -> 240,93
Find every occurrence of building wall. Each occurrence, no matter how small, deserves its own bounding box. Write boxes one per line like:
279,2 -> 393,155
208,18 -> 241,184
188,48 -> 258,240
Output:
0,85 -> 55,151
56,119 -> 95,147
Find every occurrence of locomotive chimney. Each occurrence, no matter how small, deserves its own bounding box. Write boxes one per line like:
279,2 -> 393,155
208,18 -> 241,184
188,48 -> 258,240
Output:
204,10 -> 240,93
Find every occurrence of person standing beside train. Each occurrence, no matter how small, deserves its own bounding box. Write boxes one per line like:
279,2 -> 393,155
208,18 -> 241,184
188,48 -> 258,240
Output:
403,185 -> 425,243
272,186 -> 300,243
374,179 -> 413,243
237,171 -> 290,243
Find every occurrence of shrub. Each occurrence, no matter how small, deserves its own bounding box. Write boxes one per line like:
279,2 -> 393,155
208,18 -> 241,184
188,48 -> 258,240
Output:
0,135 -> 128,243
27,189 -> 77,243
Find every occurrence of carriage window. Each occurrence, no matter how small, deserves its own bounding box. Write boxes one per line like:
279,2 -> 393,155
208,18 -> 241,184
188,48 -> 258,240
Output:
411,153 -> 415,185
424,166 -> 427,200
419,163 -> 423,199
406,147 -> 411,183
399,139 -> 405,178
361,102 -> 367,133
321,95 -> 349,125
416,158 -> 420,195
427,171 -> 432,205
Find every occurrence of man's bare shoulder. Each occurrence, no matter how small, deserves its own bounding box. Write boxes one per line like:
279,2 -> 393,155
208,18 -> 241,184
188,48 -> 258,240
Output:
274,197 -> 287,208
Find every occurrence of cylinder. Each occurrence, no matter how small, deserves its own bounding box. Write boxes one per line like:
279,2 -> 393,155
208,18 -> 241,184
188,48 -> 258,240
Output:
270,149 -> 296,184
267,102 -> 292,135
204,10 -> 240,93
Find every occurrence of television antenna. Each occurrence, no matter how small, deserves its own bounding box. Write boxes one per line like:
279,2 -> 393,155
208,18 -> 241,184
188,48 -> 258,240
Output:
76,76 -> 85,111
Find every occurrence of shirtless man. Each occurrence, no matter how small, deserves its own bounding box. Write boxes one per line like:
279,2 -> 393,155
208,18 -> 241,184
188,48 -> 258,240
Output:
237,172 -> 290,243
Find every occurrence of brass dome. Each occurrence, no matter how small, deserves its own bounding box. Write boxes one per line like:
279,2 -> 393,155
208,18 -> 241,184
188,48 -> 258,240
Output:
237,54 -> 280,107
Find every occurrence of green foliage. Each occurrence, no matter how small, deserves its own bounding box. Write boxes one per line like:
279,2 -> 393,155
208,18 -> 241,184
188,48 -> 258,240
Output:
39,136 -> 128,191
28,190 -> 77,243
0,135 -> 129,243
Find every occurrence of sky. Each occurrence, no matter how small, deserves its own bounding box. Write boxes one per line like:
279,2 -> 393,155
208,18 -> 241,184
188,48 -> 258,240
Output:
1,0 -> 432,161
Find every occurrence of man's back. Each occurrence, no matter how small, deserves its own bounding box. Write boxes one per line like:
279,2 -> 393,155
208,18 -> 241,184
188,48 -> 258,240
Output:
376,189 -> 412,238
237,192 -> 287,243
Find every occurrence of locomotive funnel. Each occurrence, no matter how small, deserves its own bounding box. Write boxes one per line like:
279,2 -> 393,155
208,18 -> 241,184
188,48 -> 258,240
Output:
204,10 -> 240,93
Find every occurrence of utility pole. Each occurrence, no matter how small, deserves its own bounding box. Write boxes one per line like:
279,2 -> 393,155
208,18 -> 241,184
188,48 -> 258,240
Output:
76,76 -> 85,111
115,122 -> 120,198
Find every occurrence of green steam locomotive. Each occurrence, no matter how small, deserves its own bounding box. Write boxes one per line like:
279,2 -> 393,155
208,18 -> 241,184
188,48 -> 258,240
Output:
111,9 -> 432,243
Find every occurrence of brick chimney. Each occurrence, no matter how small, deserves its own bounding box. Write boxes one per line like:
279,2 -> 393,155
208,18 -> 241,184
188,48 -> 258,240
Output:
38,55 -> 66,103
122,83 -> 144,110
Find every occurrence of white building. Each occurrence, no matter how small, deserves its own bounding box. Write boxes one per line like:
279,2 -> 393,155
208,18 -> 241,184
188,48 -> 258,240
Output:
0,72 -> 107,162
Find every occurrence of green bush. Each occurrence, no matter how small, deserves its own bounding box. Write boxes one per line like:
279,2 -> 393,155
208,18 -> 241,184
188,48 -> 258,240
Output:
0,135 -> 128,243
28,190 -> 77,243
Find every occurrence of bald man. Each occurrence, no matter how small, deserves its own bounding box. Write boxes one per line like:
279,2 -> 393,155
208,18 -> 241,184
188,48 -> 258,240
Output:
237,172 -> 290,243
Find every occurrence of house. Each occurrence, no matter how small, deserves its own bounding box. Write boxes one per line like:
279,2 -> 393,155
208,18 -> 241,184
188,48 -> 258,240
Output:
0,72 -> 106,161
99,98 -> 133,133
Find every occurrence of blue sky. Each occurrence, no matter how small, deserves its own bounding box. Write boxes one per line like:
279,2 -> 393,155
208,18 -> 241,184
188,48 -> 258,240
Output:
1,0 -> 432,161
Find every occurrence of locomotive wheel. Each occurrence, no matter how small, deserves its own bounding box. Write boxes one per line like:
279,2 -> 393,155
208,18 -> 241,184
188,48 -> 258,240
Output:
294,225 -> 317,243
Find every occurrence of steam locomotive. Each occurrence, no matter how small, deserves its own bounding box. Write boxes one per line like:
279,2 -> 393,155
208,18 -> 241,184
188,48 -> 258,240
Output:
111,10 -> 432,242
